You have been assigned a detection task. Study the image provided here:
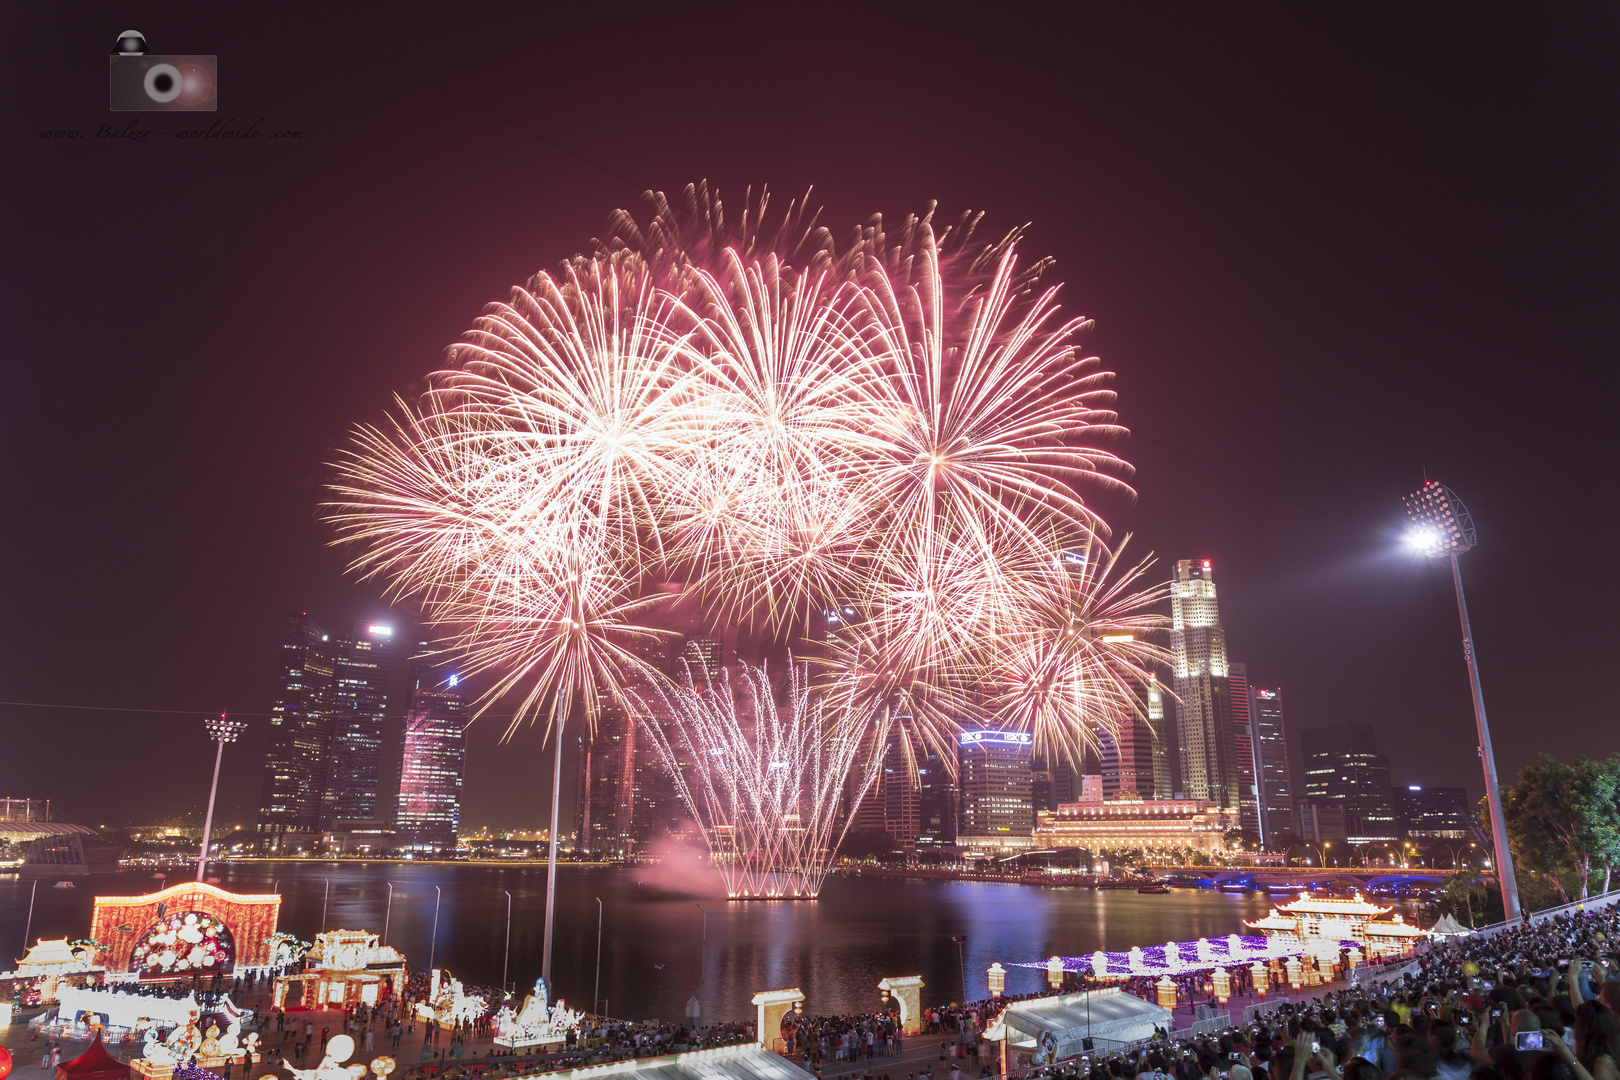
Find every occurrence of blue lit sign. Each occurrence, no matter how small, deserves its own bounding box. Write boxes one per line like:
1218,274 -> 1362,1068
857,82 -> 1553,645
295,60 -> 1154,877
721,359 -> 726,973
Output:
448,674 -> 459,688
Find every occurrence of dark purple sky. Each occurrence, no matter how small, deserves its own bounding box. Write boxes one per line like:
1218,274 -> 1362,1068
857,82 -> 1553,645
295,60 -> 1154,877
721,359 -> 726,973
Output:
2,4 -> 1616,831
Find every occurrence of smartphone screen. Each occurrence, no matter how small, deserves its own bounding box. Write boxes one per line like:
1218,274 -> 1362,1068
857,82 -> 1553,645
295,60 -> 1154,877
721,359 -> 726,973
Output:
1516,1032 -> 1544,1051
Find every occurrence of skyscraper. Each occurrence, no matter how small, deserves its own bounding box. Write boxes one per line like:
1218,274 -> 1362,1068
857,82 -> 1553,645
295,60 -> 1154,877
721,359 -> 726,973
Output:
1248,685 -> 1295,846
1299,724 -> 1398,843
1227,662 -> 1261,838
323,622 -> 395,824
257,614 -> 336,849
1169,560 -> 1240,809
1147,675 -> 1172,798
395,650 -> 467,851
1099,717 -> 1159,801
578,635 -> 671,854
1393,785 -> 1480,842
957,730 -> 1034,852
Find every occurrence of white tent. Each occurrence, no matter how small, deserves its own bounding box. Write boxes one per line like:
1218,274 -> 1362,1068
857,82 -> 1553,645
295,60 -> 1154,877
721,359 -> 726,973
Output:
985,988 -> 1171,1061
1428,914 -> 1472,937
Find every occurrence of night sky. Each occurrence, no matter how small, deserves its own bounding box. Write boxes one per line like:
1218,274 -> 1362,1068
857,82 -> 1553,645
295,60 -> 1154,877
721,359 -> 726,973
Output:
3,5 -> 1616,832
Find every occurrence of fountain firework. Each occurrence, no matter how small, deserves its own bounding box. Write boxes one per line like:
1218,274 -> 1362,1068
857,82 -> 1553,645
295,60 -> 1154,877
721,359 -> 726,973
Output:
635,661 -> 871,899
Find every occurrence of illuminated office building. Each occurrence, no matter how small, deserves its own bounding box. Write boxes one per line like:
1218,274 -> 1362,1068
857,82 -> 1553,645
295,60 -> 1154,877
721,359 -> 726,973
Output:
1148,675 -> 1172,798
1300,724 -> 1398,843
257,613 -> 337,848
1169,560 -> 1240,809
323,622 -> 395,824
1248,685 -> 1296,846
1099,717 -> 1159,802
395,652 -> 467,851
957,730 -> 1034,852
1227,662 -> 1261,838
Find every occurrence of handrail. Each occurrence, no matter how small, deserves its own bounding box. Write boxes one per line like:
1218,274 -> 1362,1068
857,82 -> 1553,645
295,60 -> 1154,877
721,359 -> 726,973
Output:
1468,887 -> 1620,938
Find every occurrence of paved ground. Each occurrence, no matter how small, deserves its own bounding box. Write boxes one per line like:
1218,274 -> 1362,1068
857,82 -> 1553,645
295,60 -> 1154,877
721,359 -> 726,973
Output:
1,968 -> 1401,1077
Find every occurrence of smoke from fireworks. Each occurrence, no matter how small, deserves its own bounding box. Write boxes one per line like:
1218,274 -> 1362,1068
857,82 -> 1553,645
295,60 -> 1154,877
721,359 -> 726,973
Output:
635,660 -> 873,899
326,183 -> 1168,782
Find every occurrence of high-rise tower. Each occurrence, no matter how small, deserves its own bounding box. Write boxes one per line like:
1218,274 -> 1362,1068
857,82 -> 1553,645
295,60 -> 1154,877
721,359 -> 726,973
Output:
324,622 -> 395,824
1227,662 -> 1261,837
257,614 -> 337,849
1248,685 -> 1295,846
395,646 -> 467,851
1168,560 -> 1239,809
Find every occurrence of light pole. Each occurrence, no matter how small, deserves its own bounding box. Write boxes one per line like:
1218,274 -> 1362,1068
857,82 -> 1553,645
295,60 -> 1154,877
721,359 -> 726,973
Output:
694,903 -> 706,1022
197,714 -> 248,881
654,964 -> 665,1027
950,935 -> 968,1000
541,725 -> 565,989
593,897 -> 603,1019
503,890 -> 512,999
321,878 -> 329,930
384,882 -> 394,945
429,884 -> 441,972
1404,480 -> 1522,922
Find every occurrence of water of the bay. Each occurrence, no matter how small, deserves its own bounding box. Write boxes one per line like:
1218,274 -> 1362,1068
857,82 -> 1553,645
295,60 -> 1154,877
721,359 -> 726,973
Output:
1,863 -> 1276,1023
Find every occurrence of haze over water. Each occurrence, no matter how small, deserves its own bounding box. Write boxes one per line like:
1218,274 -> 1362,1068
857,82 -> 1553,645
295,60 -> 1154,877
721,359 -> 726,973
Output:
2,863 -> 1276,1022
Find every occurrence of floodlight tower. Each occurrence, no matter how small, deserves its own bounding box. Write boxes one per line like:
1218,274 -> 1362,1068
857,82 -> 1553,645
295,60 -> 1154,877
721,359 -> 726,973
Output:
198,713 -> 249,881
1402,481 -> 1521,922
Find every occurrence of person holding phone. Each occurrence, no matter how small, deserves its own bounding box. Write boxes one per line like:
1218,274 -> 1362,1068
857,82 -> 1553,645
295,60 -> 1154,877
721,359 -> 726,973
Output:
1572,1002 -> 1620,1080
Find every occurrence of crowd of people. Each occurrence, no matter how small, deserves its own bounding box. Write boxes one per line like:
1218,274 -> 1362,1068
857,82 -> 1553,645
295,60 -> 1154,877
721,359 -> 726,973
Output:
1001,906 -> 1620,1080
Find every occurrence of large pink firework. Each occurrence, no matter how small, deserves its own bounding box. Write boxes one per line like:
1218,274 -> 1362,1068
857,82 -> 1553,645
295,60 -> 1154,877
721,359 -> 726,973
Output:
327,184 -> 1164,776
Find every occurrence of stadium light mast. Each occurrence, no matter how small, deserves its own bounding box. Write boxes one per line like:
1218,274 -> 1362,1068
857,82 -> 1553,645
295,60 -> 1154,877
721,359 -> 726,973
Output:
198,713 -> 249,882
1402,480 -> 1521,923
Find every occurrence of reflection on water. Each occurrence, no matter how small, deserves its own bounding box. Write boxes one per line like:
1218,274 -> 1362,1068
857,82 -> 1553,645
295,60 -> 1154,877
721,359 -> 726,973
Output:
0,864 -> 1274,1022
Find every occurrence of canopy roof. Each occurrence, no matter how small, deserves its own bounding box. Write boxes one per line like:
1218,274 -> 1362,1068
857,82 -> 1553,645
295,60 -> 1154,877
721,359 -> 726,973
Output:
541,1043 -> 810,1080
56,1033 -> 130,1080
986,988 -> 1171,1057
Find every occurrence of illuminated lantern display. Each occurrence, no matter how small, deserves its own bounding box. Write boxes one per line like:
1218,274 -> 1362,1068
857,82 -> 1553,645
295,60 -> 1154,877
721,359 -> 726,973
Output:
369,1058 -> 396,1079
987,963 -> 1007,996
1045,957 -> 1065,990
1211,966 -> 1231,1004
1284,957 -> 1303,989
1250,961 -> 1268,995
1155,976 -> 1177,1009
91,883 -> 280,975
1,1046 -> 13,1080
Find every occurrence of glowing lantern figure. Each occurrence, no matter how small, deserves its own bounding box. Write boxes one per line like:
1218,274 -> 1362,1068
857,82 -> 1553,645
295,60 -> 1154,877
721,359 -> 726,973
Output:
1285,957 -> 1303,989
1046,957 -> 1065,990
1211,967 -> 1231,1004
1155,976 -> 1178,1009
1250,961 -> 1268,995
987,963 -> 1006,997
1091,952 -> 1109,980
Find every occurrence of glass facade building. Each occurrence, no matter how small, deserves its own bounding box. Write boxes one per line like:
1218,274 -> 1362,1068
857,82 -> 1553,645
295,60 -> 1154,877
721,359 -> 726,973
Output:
395,653 -> 467,851
1169,560 -> 1240,809
1227,662 -> 1261,838
1248,685 -> 1296,847
323,622 -> 395,824
957,730 -> 1034,851
1299,723 -> 1398,843
257,614 -> 337,847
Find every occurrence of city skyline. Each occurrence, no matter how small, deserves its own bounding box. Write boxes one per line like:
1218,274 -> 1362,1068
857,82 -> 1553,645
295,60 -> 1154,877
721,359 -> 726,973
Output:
4,7 -> 1618,831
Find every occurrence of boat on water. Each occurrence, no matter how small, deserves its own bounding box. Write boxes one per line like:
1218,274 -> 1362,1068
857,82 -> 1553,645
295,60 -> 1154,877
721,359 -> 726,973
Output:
53,880 -> 76,888
1218,883 -> 1253,893
1136,882 -> 1172,894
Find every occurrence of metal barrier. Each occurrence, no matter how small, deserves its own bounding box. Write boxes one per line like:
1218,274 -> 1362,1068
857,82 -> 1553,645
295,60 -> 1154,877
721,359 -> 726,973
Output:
1470,888 -> 1620,938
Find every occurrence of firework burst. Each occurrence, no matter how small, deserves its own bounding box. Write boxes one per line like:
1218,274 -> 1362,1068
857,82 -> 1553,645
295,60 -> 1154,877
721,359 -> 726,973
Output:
327,183 -> 1163,797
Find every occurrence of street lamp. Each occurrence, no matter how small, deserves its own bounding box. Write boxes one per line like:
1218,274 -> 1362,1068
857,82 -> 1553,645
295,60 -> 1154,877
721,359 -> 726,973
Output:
1403,480 -> 1522,922
197,714 -> 248,881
